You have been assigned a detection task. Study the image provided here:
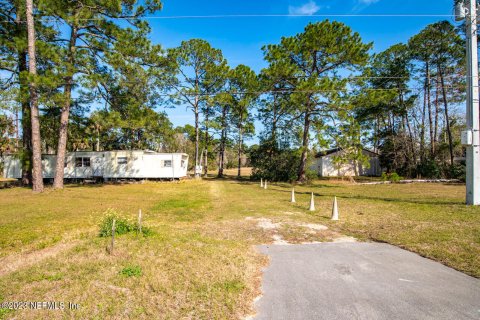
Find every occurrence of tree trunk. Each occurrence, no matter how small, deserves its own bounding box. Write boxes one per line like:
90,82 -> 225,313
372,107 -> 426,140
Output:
374,117 -> 379,153
297,110 -> 311,182
19,49 -> 32,185
405,113 -> 416,167
15,8 -> 32,186
237,118 -> 243,178
15,106 -> 19,150
218,132 -> 225,178
434,73 -> 440,146
25,0 -> 43,193
426,63 -> 434,157
96,126 -> 100,151
439,67 -> 454,165
271,95 -> 278,144
53,25 -> 78,189
420,80 -> 427,162
194,99 -> 200,177
203,114 -> 209,176
217,105 -> 227,178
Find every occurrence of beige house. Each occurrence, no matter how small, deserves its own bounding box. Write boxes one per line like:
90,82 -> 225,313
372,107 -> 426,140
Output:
311,148 -> 381,177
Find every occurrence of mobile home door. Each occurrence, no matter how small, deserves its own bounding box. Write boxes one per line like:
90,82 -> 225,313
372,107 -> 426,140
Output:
92,154 -> 104,177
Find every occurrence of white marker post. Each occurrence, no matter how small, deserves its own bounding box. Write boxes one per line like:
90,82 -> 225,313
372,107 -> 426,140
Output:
264,180 -> 268,190
291,188 -> 296,203
260,178 -> 264,188
309,192 -> 315,211
331,197 -> 339,221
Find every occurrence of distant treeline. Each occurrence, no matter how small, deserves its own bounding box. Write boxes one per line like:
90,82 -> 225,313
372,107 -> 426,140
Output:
0,1 -> 467,190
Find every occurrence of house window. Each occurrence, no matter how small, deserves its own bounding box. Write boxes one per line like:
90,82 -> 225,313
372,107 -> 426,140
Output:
163,160 -> 172,168
181,160 -> 186,168
75,157 -> 90,167
64,158 -> 68,168
117,157 -> 128,165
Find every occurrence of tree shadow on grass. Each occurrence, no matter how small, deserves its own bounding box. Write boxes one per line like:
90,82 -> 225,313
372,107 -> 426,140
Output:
203,177 -> 463,206
64,183 -> 105,188
333,194 -> 462,206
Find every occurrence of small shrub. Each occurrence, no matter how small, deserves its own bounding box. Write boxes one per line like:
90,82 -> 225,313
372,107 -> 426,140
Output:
417,160 -> 441,179
444,164 -> 466,181
381,172 -> 403,183
389,172 -> 402,182
98,208 -> 151,237
120,265 -> 142,277
305,169 -> 319,182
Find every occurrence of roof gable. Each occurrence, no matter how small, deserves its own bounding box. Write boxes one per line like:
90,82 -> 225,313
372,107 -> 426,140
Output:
315,147 -> 379,158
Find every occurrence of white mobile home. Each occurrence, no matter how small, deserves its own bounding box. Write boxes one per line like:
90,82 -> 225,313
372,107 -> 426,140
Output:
311,148 -> 381,177
2,150 -> 189,180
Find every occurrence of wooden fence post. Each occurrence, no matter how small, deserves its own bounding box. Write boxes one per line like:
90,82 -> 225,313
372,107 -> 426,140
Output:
110,219 -> 116,254
138,209 -> 142,235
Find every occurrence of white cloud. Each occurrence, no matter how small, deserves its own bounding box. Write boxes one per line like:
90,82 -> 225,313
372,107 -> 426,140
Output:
289,1 -> 321,15
358,0 -> 380,5
351,0 -> 380,13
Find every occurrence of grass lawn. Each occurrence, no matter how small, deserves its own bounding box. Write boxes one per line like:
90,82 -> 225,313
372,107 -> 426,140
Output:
0,178 -> 479,319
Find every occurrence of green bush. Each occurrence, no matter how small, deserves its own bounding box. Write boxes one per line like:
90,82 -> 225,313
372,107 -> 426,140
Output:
120,265 -> 142,277
417,160 -> 441,179
381,172 -> 403,183
444,163 -> 466,181
389,172 -> 402,182
98,209 -> 151,237
250,142 -> 302,182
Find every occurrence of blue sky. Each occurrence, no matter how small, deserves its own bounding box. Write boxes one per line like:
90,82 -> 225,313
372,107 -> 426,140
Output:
146,0 -> 458,143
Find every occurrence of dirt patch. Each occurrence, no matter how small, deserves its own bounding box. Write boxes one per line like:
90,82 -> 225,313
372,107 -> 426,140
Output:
333,236 -> 357,243
272,234 -> 290,246
246,217 -> 355,245
299,223 -> 329,231
0,241 -> 79,277
256,218 -> 281,230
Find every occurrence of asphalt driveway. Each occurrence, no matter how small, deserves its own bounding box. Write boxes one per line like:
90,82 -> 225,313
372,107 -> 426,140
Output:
254,242 -> 480,320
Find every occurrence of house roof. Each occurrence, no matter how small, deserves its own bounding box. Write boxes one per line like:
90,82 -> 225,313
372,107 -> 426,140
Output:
315,147 -> 379,158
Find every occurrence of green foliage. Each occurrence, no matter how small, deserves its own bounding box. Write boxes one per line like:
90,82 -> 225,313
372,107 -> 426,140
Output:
444,164 -> 466,181
250,142 -> 302,182
167,39 -> 228,170
262,20 -> 372,181
120,265 -> 142,277
0,307 -> 13,319
98,209 -> 151,237
0,114 -> 15,155
417,160 -> 441,179
381,172 -> 403,182
329,113 -> 370,174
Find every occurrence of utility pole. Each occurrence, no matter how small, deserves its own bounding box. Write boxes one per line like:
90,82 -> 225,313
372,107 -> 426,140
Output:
458,0 -> 480,205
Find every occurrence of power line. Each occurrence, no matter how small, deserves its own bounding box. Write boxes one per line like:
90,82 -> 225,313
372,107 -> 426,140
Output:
0,86 -> 466,101
0,13 -> 459,23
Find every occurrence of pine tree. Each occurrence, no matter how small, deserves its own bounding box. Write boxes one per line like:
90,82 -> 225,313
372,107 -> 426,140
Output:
25,0 -> 43,192
263,21 -> 371,182
38,0 -> 162,189
167,39 -> 227,177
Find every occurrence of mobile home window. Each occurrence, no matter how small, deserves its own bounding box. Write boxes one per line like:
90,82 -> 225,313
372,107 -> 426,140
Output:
163,160 -> 172,168
75,157 -> 90,167
117,157 -> 128,164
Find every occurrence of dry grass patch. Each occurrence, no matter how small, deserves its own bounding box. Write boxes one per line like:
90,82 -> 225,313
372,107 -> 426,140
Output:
0,178 -> 479,319
0,181 -> 268,319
